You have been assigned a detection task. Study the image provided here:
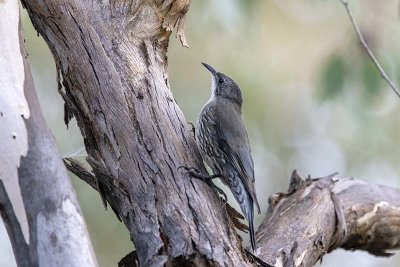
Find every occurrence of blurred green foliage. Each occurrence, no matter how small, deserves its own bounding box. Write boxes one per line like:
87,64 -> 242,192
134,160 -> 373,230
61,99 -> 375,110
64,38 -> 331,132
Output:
361,58 -> 383,99
318,53 -> 385,104
319,55 -> 347,100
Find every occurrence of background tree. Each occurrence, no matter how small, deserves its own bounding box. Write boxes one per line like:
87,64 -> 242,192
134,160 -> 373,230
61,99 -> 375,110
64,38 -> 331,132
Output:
0,1 -> 97,266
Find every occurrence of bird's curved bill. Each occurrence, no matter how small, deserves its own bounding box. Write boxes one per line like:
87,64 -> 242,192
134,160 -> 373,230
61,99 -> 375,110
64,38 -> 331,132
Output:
202,63 -> 218,75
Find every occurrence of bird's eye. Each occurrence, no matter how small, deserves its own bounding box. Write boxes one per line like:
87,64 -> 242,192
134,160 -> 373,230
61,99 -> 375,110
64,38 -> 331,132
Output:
218,77 -> 225,84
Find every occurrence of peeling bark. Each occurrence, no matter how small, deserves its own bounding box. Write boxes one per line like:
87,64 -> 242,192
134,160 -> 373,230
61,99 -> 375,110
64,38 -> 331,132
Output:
256,171 -> 400,267
21,0 -> 249,266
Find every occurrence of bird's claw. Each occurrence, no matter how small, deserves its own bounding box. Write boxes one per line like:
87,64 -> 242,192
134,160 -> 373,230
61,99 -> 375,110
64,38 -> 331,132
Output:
179,165 -> 227,203
177,166 -> 202,181
208,181 -> 227,203
178,165 -> 199,173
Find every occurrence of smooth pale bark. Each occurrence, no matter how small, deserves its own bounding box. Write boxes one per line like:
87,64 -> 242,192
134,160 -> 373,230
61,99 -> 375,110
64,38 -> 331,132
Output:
0,1 -> 97,266
0,0 -> 30,245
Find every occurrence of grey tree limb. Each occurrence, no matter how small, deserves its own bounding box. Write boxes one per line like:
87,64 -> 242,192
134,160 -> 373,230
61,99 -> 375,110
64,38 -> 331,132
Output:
256,171 -> 400,267
0,1 -> 98,266
18,56 -> 99,267
0,180 -> 32,267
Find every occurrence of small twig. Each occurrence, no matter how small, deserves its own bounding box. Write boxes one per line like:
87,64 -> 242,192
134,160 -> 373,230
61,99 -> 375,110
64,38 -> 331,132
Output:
119,251 -> 139,267
63,157 -> 109,209
63,157 -> 98,190
64,157 -> 125,221
339,0 -> 400,98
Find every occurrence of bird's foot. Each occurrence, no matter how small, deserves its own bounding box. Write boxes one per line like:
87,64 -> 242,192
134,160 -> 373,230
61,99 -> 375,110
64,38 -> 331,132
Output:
177,165 -> 199,174
178,165 -> 227,202
206,180 -> 227,203
178,165 -> 220,180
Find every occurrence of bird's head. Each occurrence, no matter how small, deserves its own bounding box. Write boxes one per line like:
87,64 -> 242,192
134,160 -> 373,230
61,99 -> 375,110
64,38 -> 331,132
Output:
202,63 -> 243,106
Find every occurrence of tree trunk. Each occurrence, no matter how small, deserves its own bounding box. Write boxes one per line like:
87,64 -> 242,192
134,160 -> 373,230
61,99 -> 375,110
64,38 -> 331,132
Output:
21,0 -> 248,266
0,1 -> 97,266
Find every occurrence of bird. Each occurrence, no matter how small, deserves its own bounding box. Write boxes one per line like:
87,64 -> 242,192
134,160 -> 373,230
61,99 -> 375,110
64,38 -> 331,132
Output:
192,62 -> 261,252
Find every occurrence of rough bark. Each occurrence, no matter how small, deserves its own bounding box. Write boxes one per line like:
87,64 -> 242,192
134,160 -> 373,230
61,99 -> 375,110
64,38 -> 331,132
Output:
21,0 -> 248,266
256,171 -> 400,267
0,1 -> 97,266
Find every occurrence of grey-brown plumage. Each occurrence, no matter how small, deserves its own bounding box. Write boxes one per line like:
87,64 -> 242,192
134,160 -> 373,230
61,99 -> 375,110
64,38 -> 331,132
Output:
195,63 -> 261,251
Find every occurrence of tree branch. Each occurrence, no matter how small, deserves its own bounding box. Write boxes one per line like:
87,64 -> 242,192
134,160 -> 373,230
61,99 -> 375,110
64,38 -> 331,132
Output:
0,180 -> 32,267
256,170 -> 400,267
63,158 -> 97,191
339,0 -> 400,98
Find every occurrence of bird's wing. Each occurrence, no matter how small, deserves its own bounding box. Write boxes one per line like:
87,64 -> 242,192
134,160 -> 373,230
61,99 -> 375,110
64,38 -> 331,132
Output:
216,117 -> 261,213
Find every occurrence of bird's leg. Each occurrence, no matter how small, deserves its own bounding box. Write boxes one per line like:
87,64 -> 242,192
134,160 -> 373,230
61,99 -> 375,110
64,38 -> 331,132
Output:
177,165 -> 201,174
178,165 -> 220,179
178,165 -> 227,202
178,165 -> 220,180
202,179 -> 227,203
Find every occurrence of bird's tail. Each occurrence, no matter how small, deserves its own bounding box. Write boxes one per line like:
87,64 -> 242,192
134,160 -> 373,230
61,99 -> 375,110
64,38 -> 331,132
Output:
230,175 -> 257,251
239,194 -> 256,251
247,198 -> 256,252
